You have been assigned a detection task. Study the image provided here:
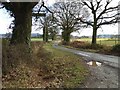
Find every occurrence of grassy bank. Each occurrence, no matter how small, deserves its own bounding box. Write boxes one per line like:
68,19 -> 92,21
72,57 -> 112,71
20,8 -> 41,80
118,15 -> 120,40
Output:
43,43 -> 89,88
62,41 -> 120,56
2,41 -> 89,88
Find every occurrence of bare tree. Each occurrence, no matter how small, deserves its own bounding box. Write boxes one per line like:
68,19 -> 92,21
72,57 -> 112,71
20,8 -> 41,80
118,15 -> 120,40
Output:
53,1 -> 85,43
79,0 -> 118,44
34,14 -> 57,42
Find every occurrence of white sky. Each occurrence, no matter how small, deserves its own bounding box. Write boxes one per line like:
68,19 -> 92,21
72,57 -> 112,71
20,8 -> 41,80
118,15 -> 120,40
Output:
0,0 -> 120,36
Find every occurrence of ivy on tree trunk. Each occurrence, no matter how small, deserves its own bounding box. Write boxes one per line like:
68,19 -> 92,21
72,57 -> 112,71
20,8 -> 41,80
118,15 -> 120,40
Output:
10,7 -> 32,49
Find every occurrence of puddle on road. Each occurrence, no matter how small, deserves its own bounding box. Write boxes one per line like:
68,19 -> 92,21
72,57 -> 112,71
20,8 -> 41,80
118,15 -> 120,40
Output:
87,61 -> 102,66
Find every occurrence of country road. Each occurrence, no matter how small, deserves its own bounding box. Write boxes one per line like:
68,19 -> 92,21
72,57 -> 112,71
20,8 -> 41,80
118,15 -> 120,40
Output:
53,45 -> 119,68
53,44 -> 119,88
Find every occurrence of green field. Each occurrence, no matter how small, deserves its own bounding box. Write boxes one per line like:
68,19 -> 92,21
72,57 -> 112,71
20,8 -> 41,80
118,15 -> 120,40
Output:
73,38 -> 119,46
31,38 -> 43,41
31,38 -> 52,42
1,38 -> 119,46
31,38 -> 119,46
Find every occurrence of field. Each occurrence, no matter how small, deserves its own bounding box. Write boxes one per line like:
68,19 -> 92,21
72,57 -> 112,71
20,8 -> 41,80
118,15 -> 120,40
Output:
31,38 -> 119,46
31,38 -> 43,41
72,38 -> 119,46
31,38 -> 52,42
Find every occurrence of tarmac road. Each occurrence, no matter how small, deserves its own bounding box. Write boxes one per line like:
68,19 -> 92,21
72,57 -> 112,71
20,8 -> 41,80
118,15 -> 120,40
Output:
53,45 -> 119,68
53,44 -> 119,88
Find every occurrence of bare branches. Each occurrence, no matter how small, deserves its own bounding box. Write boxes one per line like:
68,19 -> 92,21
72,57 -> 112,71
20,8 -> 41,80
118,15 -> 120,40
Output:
83,2 -> 92,10
95,0 -> 102,11
82,0 -> 117,26
99,13 -> 118,19
77,17 -> 93,26
81,0 -> 118,44
34,1 -> 53,21
53,1 -> 84,33
37,1 -> 53,14
97,6 -> 117,21
98,18 -> 117,27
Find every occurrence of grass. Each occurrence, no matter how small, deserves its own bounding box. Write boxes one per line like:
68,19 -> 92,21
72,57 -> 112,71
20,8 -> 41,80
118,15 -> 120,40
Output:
31,37 -> 119,46
31,38 -> 43,41
2,40 -> 89,88
43,43 -> 89,88
63,40 -> 120,56
31,38 -> 52,42
73,38 -> 119,46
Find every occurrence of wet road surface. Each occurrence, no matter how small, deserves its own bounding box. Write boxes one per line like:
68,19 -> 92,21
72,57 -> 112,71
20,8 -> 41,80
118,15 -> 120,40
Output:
53,45 -> 119,88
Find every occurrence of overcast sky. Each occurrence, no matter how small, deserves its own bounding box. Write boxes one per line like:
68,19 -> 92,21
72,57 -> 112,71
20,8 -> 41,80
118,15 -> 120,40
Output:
0,0 -> 120,36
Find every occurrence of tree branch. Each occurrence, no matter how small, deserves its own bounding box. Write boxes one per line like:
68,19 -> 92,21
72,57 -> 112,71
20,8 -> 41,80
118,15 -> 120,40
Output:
98,18 -> 117,27
77,18 -> 93,26
83,2 -> 92,10
99,14 -> 118,19
96,2 -> 110,21
95,0 -> 102,11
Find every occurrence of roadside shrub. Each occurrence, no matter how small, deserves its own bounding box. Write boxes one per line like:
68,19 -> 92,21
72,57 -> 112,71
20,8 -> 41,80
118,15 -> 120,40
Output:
2,40 -> 56,87
112,44 -> 120,53
90,44 -> 103,49
2,40 -> 50,75
69,41 -> 87,48
31,41 -> 52,61
2,42 -> 32,75
69,41 -> 104,49
61,41 -> 70,45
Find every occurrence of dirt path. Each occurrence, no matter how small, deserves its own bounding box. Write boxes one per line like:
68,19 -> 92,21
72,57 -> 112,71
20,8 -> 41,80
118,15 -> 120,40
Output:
53,45 -> 119,88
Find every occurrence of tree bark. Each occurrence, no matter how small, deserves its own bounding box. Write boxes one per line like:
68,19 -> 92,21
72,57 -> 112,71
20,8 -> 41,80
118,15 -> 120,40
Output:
92,26 -> 97,44
43,26 -> 48,42
43,26 -> 45,41
10,7 -> 32,48
62,31 -> 70,43
46,27 -> 48,42
92,13 -> 97,45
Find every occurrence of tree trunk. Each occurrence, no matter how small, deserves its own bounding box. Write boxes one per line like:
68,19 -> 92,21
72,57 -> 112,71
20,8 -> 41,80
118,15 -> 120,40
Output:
92,27 -> 97,45
43,26 -> 48,42
62,31 -> 70,43
46,27 -> 48,42
10,8 -> 32,48
92,13 -> 98,45
43,26 -> 45,41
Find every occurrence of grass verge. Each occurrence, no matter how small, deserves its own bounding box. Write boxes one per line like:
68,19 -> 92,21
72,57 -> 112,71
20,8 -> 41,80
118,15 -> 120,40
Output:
43,43 -> 89,88
61,41 -> 120,56
2,41 -> 89,88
